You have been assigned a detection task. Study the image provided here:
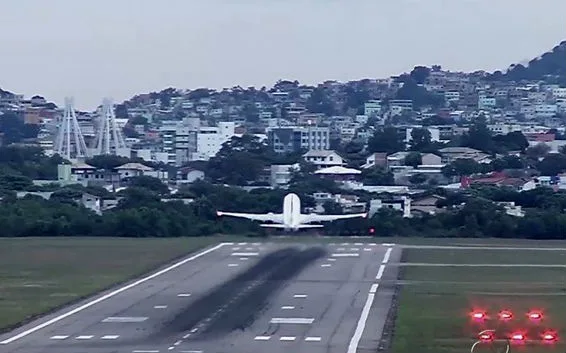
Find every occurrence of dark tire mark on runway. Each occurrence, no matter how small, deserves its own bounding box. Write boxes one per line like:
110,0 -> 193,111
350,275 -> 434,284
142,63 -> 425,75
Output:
158,247 -> 300,337
199,247 -> 326,339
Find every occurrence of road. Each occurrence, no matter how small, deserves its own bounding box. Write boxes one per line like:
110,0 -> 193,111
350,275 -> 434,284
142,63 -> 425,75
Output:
0,241 -> 400,353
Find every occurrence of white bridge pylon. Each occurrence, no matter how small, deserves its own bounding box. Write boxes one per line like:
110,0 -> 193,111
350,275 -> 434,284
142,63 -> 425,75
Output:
54,97 -> 89,160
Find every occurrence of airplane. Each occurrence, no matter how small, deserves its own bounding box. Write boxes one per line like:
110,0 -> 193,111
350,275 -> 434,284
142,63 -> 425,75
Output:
216,192 -> 368,231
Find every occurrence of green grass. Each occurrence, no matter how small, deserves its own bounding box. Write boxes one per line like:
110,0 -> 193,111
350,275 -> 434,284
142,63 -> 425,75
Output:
392,248 -> 566,353
0,236 -> 222,332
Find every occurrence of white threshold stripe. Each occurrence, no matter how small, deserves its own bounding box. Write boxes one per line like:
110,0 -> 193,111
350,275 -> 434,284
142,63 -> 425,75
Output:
281,306 -> 295,309
331,253 -> 360,257
133,350 -> 159,353
177,293 -> 191,297
254,336 -> 271,340
50,335 -> 68,340
0,243 -> 226,345
101,335 -> 120,340
280,336 -> 296,341
270,318 -> 315,324
305,336 -> 322,341
76,335 -> 94,340
231,252 -> 259,256
293,294 -> 307,298
321,264 -> 331,267
154,305 -> 167,309
228,264 -> 238,267
102,316 -> 147,323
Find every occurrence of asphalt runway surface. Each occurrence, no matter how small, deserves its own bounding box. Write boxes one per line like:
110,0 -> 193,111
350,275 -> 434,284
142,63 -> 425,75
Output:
0,241 -> 400,353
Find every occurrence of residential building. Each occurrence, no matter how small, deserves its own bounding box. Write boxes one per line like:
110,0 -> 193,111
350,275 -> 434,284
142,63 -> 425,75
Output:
193,122 -> 236,161
267,126 -> 330,153
303,150 -> 345,169
270,164 -> 299,187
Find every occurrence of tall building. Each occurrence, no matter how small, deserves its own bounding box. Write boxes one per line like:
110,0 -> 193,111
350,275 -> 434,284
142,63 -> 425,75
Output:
267,126 -> 330,153
193,122 -> 236,161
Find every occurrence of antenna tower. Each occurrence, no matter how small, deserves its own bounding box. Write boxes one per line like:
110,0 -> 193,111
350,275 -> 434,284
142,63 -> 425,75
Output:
94,98 -> 127,155
54,97 -> 89,160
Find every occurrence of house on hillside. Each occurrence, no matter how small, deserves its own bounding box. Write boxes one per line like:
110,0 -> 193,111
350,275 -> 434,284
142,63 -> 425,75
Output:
303,150 -> 345,169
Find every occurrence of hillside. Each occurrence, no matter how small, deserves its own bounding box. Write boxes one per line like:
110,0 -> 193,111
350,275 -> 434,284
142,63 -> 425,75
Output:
493,40 -> 566,84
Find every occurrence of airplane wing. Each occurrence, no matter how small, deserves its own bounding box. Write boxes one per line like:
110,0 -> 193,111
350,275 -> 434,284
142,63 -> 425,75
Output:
301,212 -> 368,223
216,211 -> 284,223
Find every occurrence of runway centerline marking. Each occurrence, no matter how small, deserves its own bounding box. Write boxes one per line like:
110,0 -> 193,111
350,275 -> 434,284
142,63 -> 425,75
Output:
177,293 -> 191,297
376,264 -> 385,280
281,306 -> 295,309
347,246 -> 394,353
0,243 -> 227,345
350,248 -> 360,251
228,263 -> 239,267
337,247 -> 346,251
364,248 -> 372,251
76,335 -> 94,340
382,247 -> 393,263
240,257 -> 248,260
133,350 -> 159,353
270,317 -> 315,324
293,294 -> 308,298
50,335 -> 68,340
321,264 -> 331,267
305,336 -> 322,341
232,247 -> 241,250
354,242 -> 363,246
280,336 -> 296,341
154,305 -> 167,309
231,252 -> 259,256
255,336 -> 271,340
102,316 -> 148,323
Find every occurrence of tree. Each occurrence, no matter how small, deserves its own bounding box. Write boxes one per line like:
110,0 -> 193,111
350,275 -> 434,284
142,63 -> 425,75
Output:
361,167 -> 395,185
526,143 -> 551,160
306,88 -> 335,116
404,152 -> 422,167
408,173 -> 427,184
409,128 -> 432,152
461,116 -> 494,153
127,176 -> 169,195
442,158 -> 482,177
367,127 -> 404,154
323,200 -> 343,215
537,154 -> 566,176
409,66 -> 431,84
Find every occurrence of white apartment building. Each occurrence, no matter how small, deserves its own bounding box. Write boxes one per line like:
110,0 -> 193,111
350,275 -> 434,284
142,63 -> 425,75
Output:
552,87 -> 566,98
444,91 -> 460,102
487,124 -> 550,135
478,96 -> 496,110
193,122 -> 236,161
364,100 -> 382,116
535,104 -> 558,118
404,126 -> 441,143
389,100 -> 413,116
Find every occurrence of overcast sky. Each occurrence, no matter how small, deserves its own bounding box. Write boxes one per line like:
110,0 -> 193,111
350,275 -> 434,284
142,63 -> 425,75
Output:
1,0 -> 565,110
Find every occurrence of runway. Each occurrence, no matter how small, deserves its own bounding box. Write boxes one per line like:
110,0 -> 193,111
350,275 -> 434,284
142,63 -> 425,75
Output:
0,241 -> 400,353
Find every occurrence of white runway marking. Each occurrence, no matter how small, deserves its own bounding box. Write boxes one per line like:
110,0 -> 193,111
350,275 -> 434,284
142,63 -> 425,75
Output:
237,242 -> 247,245
328,258 -> 336,261
341,242 -> 349,245
270,318 -> 314,324
369,283 -> 379,293
177,293 -> 191,297
337,247 -> 346,251
382,247 -> 392,263
102,316 -> 148,323
245,247 -> 254,250
354,243 -> 363,246
154,305 -> 167,309
0,243 -> 227,345
382,243 -> 395,246
76,335 -> 93,340
376,264 -> 385,280
240,257 -> 248,260
350,248 -> 360,251
252,242 -> 261,245
280,336 -> 296,341
281,306 -> 295,310
133,350 -> 159,353
331,253 -> 359,257
293,294 -> 308,298
305,336 -> 322,342
228,263 -> 239,267
101,335 -> 120,340
364,248 -> 372,251
50,335 -> 68,340
254,336 -> 271,341
231,252 -> 259,256
232,247 -> 241,250
180,351 -> 203,353
347,245 -> 393,353
369,243 -> 377,246
321,264 -> 331,267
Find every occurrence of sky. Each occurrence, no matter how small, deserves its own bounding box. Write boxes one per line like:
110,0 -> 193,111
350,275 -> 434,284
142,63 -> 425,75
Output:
1,0 -> 565,110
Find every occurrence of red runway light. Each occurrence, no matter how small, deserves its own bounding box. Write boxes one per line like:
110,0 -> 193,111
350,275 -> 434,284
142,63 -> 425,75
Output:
510,333 -> 526,342
471,311 -> 487,320
542,331 -> 558,343
479,332 -> 494,342
528,311 -> 543,321
498,310 -> 513,320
